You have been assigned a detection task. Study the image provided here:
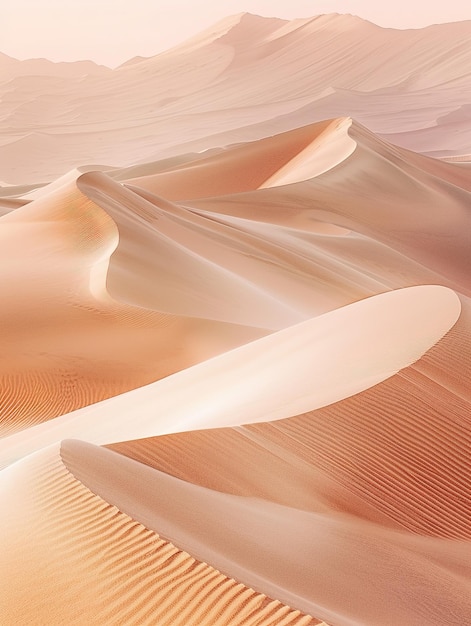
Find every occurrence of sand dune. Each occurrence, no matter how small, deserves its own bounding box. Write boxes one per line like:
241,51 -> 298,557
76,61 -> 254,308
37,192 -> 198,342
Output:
0,444 -> 322,626
0,286 -> 461,467
188,119 -> 471,296
62,439 -> 471,626
0,176 -> 265,436
109,293 -> 471,540
1,12 -> 470,626
1,14 -> 470,184
124,118 -> 355,199
77,171 -> 304,328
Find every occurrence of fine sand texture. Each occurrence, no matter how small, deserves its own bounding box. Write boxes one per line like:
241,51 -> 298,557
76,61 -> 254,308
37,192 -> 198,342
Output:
1,12 -> 470,626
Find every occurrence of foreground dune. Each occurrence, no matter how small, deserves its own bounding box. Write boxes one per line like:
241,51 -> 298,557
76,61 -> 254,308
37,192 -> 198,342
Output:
0,444 -> 322,626
62,440 -> 471,626
0,12 -> 470,626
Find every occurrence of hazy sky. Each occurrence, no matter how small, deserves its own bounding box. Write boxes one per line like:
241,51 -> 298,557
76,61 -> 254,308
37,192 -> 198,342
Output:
2,0 -> 471,67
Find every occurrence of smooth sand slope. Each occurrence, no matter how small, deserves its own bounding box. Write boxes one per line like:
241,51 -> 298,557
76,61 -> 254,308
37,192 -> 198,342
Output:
0,286 -> 461,468
0,176 -> 265,436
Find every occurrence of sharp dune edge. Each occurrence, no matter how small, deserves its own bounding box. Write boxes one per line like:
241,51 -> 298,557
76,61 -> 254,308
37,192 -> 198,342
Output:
1,12 -> 471,626
0,285 -> 462,467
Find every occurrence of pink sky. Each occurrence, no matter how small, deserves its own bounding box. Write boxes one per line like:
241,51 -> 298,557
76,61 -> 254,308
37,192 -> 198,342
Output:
2,0 -> 471,67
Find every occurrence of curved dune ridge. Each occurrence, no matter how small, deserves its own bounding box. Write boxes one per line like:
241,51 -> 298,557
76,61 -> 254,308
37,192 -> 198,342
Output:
0,176 -> 266,435
123,118 -> 356,198
61,439 -> 471,626
1,12 -> 471,626
185,120 -> 471,297
0,285 -> 461,468
0,444 -> 322,626
108,295 -> 471,542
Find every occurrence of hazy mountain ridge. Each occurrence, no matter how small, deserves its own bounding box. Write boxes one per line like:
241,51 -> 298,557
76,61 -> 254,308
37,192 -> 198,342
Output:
1,13 -> 470,184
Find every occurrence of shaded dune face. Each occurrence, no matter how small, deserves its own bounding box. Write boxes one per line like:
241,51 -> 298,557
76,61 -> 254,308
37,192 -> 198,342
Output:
108,295 -> 471,541
0,179 -> 266,436
1,12 -> 471,626
0,285 -> 461,468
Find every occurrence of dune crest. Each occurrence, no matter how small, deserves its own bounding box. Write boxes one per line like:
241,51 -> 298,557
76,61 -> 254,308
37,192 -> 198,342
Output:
260,118 -> 356,187
0,286 -> 460,468
0,443 -> 323,625
61,439 -> 471,626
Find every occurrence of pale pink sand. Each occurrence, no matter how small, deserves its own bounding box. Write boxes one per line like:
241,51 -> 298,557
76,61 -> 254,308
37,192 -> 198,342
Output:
1,15 -> 470,184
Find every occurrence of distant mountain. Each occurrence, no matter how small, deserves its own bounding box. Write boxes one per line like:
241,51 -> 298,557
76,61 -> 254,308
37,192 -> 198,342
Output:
0,51 -> 110,79
1,13 -> 470,183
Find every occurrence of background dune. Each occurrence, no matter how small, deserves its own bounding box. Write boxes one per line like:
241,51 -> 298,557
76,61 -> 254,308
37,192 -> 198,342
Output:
1,14 -> 470,185
1,12 -> 470,626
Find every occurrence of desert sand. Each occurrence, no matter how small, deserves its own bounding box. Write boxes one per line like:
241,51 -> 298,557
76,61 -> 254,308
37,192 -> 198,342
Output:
0,12 -> 470,626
